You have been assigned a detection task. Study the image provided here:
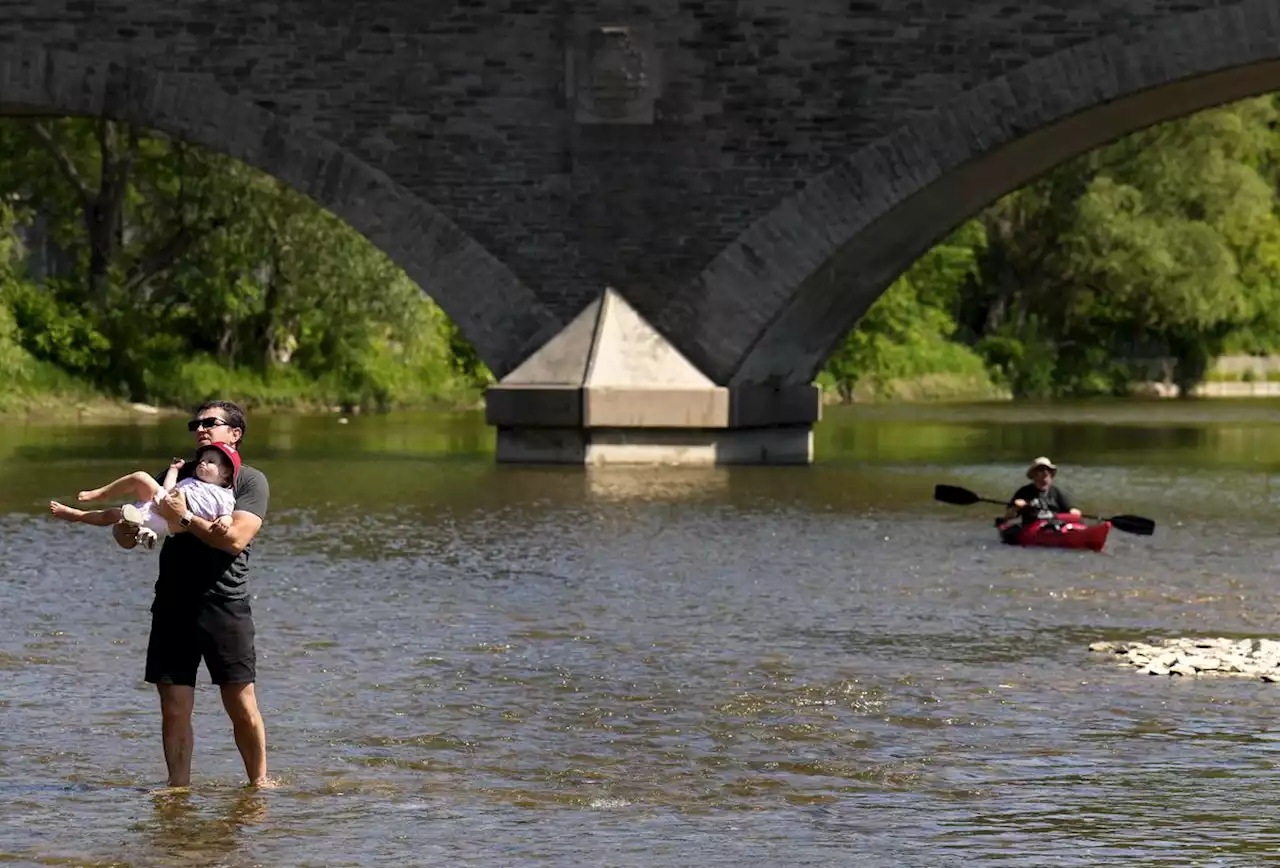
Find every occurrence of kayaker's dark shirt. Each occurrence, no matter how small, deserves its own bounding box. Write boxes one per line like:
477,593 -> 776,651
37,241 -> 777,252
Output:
1008,483 -> 1073,520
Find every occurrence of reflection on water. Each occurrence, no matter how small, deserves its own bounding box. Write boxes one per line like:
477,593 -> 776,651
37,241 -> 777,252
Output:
4,401 -> 1280,865
817,398 -> 1280,469
136,789 -> 270,867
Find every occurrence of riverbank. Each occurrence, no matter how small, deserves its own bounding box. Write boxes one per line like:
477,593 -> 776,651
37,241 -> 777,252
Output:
0,397 -> 179,424
1,307 -> 487,421
0,381 -> 485,423
820,354 -> 1280,404
7,359 -> 1280,422
820,372 -> 1012,404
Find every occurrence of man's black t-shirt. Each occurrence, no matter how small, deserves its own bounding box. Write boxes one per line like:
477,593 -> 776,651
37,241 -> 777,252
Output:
152,460 -> 269,605
1008,483 -> 1073,519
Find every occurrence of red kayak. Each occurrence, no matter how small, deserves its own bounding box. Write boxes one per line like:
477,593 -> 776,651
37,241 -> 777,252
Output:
996,513 -> 1111,552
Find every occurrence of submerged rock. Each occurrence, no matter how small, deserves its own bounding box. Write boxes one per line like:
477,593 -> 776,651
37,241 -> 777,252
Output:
1090,637 -> 1280,681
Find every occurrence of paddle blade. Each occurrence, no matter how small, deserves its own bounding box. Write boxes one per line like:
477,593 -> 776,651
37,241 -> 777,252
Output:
1107,514 -> 1156,536
934,484 -> 981,506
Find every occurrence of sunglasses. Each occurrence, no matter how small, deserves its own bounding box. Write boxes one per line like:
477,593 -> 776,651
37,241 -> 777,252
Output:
188,417 -> 229,432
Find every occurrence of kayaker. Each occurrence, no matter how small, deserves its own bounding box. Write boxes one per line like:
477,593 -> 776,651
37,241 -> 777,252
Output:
1005,457 -> 1082,524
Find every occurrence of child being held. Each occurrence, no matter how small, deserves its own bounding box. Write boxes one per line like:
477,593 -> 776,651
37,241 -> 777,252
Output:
50,443 -> 240,549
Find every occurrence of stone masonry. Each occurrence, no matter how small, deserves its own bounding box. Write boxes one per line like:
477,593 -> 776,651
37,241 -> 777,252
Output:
1,2 -> 1279,461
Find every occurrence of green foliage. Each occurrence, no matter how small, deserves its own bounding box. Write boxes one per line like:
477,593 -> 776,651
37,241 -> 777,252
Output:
821,223 -> 999,401
0,200 -> 104,410
0,118 -> 488,413
3,279 -> 110,374
821,275 -> 995,401
824,95 -> 1280,401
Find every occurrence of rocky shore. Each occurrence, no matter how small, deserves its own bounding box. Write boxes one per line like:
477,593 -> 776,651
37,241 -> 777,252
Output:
1090,637 -> 1280,681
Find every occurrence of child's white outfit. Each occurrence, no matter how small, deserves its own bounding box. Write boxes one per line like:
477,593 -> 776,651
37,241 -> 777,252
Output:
125,476 -> 235,539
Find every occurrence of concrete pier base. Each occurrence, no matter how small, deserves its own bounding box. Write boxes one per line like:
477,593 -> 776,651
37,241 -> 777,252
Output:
485,288 -> 820,466
495,424 -> 813,466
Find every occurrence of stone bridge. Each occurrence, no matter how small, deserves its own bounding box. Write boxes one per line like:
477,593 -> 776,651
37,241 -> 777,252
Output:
3,1 -> 1279,462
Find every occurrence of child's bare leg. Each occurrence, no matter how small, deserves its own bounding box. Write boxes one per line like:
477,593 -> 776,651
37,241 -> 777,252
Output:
78,471 -> 163,504
50,502 -> 123,526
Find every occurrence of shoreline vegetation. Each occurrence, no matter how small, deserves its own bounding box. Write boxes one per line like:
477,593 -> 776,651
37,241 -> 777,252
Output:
0,116 -> 495,423
816,355 -> 1280,405
6,363 -> 1274,423
0,394 -> 488,424
814,95 -> 1280,405
7,96 -> 1280,419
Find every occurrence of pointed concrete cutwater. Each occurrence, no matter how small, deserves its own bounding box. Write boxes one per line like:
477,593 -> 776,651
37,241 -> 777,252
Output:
485,288 -> 819,465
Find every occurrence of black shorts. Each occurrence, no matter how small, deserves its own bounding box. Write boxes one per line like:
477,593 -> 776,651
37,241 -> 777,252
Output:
145,596 -> 257,686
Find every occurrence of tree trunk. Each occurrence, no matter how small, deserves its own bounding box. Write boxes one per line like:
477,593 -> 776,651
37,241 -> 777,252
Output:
260,259 -> 282,370
31,119 -> 138,306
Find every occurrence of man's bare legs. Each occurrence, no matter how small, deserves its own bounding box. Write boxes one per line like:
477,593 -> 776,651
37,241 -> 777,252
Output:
153,684 -> 272,788
157,684 -> 196,788
219,683 -> 272,786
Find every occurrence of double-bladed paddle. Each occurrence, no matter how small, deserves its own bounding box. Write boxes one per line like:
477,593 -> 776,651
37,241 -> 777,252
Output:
933,484 -> 1156,536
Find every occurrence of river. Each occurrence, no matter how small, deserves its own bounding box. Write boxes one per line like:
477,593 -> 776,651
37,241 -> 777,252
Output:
3,400 -> 1280,866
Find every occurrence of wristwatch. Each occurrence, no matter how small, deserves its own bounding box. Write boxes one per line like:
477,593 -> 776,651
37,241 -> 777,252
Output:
179,510 -> 194,528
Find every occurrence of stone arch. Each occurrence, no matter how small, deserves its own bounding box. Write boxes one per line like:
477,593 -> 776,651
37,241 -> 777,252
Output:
0,43 -> 561,377
663,0 -> 1280,387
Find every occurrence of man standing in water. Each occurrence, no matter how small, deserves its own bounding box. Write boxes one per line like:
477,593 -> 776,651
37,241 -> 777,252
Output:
112,399 -> 272,788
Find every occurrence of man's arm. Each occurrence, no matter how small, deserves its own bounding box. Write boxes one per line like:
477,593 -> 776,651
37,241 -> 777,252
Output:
183,510 -> 263,555
110,519 -> 139,550
156,490 -> 262,555
156,468 -> 268,555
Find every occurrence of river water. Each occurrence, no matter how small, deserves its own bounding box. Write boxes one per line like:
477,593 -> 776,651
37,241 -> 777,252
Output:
4,400 -> 1280,866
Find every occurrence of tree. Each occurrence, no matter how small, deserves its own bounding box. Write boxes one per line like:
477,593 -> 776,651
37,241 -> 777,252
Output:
0,117 -> 487,410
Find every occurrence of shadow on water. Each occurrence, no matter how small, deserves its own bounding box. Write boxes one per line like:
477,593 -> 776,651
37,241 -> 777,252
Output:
130,789 -> 270,867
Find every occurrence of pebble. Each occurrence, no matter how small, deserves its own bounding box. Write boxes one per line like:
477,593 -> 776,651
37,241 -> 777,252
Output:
1089,637 -> 1280,681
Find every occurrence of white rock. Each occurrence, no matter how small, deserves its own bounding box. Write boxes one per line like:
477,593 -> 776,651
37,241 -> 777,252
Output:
1093,636 -> 1280,683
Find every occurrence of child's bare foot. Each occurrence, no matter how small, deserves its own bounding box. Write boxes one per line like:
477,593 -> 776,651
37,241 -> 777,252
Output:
49,501 -> 83,521
77,488 -> 105,502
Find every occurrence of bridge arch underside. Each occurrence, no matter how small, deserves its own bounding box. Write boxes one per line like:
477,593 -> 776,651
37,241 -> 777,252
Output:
0,45 -> 558,378
675,2 -> 1280,389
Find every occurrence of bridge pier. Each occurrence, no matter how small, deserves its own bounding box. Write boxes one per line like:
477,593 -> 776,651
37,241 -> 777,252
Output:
484,289 -> 819,465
